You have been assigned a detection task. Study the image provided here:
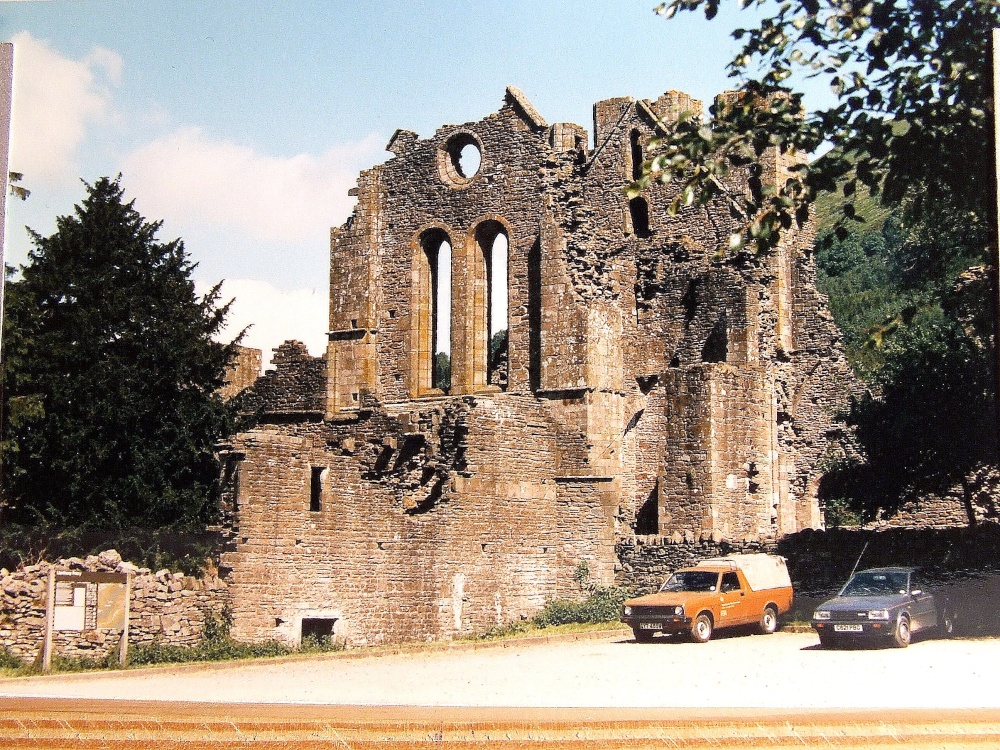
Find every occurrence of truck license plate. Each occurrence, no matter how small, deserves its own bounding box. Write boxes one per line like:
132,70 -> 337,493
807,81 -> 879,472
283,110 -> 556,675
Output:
833,624 -> 863,632
639,622 -> 662,630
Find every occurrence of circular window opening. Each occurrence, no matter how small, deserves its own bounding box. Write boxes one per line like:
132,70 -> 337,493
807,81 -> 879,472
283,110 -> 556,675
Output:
457,143 -> 481,178
440,132 -> 483,186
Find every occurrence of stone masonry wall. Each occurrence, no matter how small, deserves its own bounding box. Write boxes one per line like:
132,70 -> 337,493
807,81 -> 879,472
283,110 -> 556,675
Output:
223,393 -> 617,647
0,549 -> 229,664
223,86 -> 852,647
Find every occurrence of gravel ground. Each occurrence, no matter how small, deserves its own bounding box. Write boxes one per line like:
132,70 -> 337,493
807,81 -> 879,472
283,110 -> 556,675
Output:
0,630 -> 996,708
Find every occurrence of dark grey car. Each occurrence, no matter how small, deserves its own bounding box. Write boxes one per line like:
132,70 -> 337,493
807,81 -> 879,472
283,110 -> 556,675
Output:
811,567 -> 954,648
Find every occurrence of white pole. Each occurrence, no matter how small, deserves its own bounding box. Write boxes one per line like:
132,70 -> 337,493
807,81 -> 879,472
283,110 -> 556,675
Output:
118,572 -> 131,666
41,567 -> 54,672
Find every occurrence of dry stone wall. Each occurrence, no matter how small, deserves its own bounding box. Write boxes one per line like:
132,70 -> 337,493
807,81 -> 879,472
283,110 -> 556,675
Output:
0,549 -> 228,664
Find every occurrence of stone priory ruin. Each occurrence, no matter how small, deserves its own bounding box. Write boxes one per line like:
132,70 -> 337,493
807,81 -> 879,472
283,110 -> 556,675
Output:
220,86 -> 854,647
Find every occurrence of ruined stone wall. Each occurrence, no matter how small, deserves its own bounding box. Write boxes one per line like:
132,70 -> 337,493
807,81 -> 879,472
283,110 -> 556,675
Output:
329,89 -> 561,407
219,345 -> 262,400
0,550 -> 228,664
239,341 -> 326,417
222,393 -> 617,647
617,534 -> 778,594
223,86 -> 853,646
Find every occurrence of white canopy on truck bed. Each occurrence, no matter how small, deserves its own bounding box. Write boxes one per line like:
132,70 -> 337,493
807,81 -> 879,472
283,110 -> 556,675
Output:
695,554 -> 791,592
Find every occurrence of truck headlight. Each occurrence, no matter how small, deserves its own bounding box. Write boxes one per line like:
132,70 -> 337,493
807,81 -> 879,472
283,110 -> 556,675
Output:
673,606 -> 684,616
813,610 -> 831,620
867,609 -> 890,620
623,606 -> 632,616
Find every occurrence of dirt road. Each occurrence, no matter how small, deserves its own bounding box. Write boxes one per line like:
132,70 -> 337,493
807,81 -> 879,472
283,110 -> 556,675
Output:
2,630 -> 1000,747
1,629 -> 996,708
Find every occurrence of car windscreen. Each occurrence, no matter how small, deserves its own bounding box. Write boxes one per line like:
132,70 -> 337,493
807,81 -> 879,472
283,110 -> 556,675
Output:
841,571 -> 908,596
659,571 -> 719,593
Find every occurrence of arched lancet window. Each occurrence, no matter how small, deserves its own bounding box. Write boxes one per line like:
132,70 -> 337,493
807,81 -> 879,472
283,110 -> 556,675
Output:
414,228 -> 452,395
487,231 -> 509,390
452,220 -> 509,394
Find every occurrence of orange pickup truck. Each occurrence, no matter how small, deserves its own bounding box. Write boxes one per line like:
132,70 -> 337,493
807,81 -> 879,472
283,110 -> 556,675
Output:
621,554 -> 794,643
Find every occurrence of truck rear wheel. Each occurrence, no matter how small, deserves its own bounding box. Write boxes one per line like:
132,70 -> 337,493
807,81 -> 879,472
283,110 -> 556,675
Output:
690,613 -> 713,643
759,605 -> 778,635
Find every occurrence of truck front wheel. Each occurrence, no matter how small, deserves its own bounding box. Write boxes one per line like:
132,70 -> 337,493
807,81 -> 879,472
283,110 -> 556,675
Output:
759,605 -> 778,635
632,628 -> 654,643
690,613 -> 713,643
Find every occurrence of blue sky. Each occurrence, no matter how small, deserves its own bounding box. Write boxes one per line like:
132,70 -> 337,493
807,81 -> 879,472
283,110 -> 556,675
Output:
0,0 -> 804,364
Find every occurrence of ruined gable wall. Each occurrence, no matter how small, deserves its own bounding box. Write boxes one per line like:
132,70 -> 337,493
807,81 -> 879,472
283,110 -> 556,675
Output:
330,100 -> 568,408
223,393 -> 616,646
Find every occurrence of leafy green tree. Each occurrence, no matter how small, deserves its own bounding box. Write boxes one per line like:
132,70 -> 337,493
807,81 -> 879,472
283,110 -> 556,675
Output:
433,352 -> 451,392
637,0 -> 998,253
1,176 -> 237,530
823,308 -> 996,523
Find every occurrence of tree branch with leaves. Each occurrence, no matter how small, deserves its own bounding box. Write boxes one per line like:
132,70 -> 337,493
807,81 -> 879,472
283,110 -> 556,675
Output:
641,0 -> 998,250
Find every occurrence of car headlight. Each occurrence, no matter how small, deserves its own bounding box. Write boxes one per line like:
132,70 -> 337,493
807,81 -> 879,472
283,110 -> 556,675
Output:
867,609 -> 890,620
813,610 -> 831,620
673,605 -> 684,616
623,606 -> 632,616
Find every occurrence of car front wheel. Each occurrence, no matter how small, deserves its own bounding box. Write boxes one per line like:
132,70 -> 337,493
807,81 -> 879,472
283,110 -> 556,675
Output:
818,633 -> 839,649
893,615 -> 911,648
690,613 -> 713,643
759,605 -> 778,635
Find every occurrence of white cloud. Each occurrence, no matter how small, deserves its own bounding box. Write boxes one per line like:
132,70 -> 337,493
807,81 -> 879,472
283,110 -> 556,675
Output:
198,278 -> 328,370
9,32 -> 121,183
123,127 -> 384,244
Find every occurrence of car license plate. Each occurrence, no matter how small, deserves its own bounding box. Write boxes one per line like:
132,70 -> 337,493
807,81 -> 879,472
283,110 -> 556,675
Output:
833,624 -> 863,632
639,622 -> 662,630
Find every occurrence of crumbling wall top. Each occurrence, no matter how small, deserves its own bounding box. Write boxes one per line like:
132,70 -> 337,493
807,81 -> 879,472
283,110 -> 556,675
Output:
504,85 -> 548,129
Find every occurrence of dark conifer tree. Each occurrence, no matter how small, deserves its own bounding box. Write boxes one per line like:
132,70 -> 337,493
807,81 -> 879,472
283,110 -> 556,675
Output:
1,176 -> 237,530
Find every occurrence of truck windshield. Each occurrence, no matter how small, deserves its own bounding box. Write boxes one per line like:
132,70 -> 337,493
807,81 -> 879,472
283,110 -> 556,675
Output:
659,571 -> 719,593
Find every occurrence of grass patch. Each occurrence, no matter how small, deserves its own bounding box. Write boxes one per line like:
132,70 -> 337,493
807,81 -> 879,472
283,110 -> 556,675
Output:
468,585 -> 633,641
0,608 -> 345,677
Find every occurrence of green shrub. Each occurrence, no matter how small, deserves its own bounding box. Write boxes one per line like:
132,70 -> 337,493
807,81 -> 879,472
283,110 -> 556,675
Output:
128,606 -> 295,666
0,648 -> 25,671
532,586 -> 631,628
299,634 -> 346,653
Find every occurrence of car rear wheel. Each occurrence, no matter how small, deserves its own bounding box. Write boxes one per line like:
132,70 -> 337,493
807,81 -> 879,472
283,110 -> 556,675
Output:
939,610 -> 955,637
759,605 -> 778,635
690,613 -> 713,643
893,615 -> 911,648
633,628 -> 655,643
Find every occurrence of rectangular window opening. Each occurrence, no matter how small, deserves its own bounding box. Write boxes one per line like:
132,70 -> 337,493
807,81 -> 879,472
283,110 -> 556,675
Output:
301,617 -> 337,643
310,467 -> 326,512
